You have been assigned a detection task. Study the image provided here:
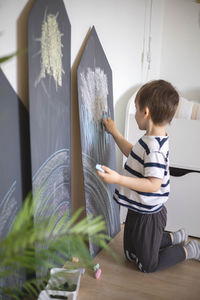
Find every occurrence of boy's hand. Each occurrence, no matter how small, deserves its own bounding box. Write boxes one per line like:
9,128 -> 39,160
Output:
97,165 -> 120,184
103,117 -> 117,135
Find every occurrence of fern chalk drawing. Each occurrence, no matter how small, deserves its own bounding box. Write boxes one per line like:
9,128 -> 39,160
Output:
35,10 -> 64,90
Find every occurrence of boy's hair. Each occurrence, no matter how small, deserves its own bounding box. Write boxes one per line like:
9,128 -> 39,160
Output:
135,80 -> 179,124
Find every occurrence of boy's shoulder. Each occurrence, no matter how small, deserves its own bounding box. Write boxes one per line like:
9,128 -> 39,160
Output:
140,135 -> 169,154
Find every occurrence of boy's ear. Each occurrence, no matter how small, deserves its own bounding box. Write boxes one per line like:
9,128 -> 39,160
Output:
144,107 -> 150,118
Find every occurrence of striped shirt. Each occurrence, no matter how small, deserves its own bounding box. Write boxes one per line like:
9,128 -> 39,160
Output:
113,135 -> 170,214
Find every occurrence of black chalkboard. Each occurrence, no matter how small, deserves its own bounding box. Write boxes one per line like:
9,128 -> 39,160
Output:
28,0 -> 71,226
77,27 -> 120,256
0,68 -> 31,298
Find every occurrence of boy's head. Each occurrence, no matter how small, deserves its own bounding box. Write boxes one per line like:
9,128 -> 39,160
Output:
135,80 -> 179,125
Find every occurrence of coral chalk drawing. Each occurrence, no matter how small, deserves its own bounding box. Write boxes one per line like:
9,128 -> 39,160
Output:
35,10 -> 64,90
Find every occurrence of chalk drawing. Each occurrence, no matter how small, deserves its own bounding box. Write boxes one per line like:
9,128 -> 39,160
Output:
33,149 -> 71,228
0,181 -> 22,297
80,67 -> 110,162
35,10 -> 64,90
0,181 -> 18,237
82,153 -> 119,256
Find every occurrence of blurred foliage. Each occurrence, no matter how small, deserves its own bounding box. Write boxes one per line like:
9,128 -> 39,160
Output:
0,192 -> 115,299
0,49 -> 26,65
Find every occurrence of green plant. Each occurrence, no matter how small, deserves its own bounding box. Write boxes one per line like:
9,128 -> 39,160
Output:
0,192 -> 113,299
0,50 -> 26,65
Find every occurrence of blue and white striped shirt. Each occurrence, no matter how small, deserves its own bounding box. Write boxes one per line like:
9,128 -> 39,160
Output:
113,135 -> 170,214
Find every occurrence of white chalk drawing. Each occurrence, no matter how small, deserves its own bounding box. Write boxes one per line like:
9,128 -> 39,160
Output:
35,10 -> 64,90
33,149 -> 71,278
80,67 -> 108,123
0,181 -> 22,296
33,149 -> 71,226
80,67 -> 110,162
0,181 -> 18,237
82,154 -> 119,257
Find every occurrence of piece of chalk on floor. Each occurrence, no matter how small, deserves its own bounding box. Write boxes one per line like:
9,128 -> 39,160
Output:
95,268 -> 102,279
93,263 -> 100,271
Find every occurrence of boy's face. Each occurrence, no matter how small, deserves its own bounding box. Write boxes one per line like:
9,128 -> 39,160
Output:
134,100 -> 148,130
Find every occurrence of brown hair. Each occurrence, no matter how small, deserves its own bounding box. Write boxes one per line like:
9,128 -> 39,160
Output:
135,80 -> 179,124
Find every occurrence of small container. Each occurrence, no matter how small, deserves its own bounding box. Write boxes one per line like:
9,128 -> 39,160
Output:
38,268 -> 81,300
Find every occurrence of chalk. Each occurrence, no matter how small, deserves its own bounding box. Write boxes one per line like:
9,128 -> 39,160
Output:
101,111 -> 109,131
95,268 -> 102,280
93,263 -> 100,271
96,164 -> 105,173
102,111 -> 108,119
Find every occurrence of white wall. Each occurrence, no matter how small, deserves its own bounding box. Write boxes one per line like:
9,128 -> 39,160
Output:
0,0 -> 28,101
160,0 -> 200,102
0,0 -> 35,110
65,0 -> 145,97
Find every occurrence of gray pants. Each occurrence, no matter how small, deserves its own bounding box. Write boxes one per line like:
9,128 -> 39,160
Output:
123,206 -> 186,273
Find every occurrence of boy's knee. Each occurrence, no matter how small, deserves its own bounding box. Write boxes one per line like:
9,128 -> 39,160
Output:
141,264 -> 156,273
138,257 -> 157,273
124,250 -> 158,273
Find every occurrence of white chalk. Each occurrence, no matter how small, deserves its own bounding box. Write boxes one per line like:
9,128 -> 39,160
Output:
96,164 -> 105,173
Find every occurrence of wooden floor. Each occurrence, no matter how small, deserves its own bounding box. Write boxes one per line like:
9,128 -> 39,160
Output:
78,225 -> 200,300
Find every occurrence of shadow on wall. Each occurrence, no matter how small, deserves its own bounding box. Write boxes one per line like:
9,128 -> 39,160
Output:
114,85 -> 140,172
17,0 -> 35,110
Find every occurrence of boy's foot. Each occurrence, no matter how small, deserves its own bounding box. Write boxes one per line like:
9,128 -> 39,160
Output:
185,240 -> 200,261
172,228 -> 188,245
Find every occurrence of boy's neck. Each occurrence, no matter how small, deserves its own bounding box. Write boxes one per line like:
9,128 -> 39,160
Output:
145,121 -> 167,136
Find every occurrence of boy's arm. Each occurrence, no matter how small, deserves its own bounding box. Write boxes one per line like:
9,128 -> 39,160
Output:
103,118 -> 133,157
98,166 -> 162,193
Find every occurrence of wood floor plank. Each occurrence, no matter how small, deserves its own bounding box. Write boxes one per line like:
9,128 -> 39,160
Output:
78,225 -> 200,300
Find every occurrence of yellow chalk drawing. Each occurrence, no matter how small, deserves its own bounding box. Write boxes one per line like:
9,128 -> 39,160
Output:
35,11 -> 64,90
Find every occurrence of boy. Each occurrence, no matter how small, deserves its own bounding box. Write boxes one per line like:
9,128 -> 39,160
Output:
97,80 -> 200,272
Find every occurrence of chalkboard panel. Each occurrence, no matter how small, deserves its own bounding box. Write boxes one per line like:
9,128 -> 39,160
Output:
0,68 -> 31,299
28,0 -> 71,229
77,27 -> 120,256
